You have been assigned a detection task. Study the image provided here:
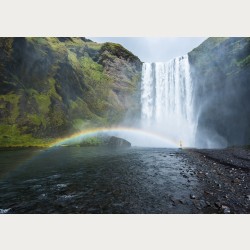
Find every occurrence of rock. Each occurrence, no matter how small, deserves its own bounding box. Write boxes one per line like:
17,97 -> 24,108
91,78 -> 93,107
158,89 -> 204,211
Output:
171,199 -> 184,206
232,178 -> 240,184
221,205 -> 230,214
214,201 -> 221,208
0,38 -> 142,146
206,201 -> 211,206
107,136 -> 131,147
199,200 -> 206,208
190,194 -> 196,199
204,190 -> 213,196
245,195 -> 250,200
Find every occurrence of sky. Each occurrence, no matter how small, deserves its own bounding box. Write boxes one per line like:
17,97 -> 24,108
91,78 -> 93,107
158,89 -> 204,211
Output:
88,37 -> 207,62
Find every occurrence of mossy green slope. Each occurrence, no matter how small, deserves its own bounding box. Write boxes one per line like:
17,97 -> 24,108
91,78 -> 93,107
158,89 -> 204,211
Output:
0,37 -> 142,147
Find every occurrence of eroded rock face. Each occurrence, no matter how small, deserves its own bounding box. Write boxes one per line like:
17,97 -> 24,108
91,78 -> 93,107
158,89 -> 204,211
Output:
0,38 -> 142,146
188,37 -> 250,147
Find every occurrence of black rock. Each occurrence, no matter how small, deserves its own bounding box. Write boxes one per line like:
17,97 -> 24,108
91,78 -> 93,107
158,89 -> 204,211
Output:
214,201 -> 221,208
107,136 -> 131,147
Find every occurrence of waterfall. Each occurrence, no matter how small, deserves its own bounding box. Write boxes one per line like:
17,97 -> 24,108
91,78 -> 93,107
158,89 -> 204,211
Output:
140,55 -> 196,147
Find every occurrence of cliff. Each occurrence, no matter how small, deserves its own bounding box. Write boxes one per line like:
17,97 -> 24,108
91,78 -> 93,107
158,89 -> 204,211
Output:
0,38 -> 142,146
189,37 -> 250,147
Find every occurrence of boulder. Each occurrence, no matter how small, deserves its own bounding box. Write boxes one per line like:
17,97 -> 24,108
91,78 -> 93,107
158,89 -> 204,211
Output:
107,136 -> 131,147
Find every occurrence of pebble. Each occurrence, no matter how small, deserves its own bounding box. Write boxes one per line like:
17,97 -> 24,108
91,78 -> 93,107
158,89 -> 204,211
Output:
199,200 -> 206,208
190,194 -> 196,199
246,195 -> 250,200
214,201 -> 221,208
206,201 -> 211,206
221,205 -> 230,214
204,191 -> 213,196
170,198 -> 183,206
232,178 -> 240,184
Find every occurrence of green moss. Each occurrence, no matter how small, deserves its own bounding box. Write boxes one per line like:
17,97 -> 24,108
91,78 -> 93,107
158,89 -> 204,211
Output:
47,78 -> 62,101
79,136 -> 102,146
0,125 -> 52,147
0,93 -> 20,123
49,109 -> 65,127
26,37 -> 48,46
100,42 -> 140,62
68,50 -> 81,71
86,42 -> 102,51
0,37 -> 142,147
72,119 -> 86,130
34,94 -> 51,114
27,114 -> 44,126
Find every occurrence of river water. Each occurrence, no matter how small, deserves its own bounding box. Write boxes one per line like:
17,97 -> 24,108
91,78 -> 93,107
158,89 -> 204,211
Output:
0,147 -> 201,214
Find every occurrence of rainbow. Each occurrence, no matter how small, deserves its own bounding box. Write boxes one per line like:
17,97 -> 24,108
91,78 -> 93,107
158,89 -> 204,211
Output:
0,127 -> 178,178
49,126 -> 179,148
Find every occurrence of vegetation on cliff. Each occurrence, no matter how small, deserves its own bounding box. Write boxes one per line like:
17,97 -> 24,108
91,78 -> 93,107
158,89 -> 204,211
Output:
0,37 -> 142,147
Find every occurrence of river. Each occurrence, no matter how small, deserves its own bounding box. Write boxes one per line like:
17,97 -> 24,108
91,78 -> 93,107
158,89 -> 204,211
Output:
0,146 -> 203,213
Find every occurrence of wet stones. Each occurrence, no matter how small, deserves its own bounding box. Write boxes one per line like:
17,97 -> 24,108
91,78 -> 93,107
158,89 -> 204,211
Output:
204,190 -> 213,196
171,198 -> 184,206
221,205 -> 231,214
199,199 -> 206,208
232,178 -> 241,184
206,201 -> 211,206
190,194 -> 196,199
214,201 -> 221,208
245,195 -> 250,200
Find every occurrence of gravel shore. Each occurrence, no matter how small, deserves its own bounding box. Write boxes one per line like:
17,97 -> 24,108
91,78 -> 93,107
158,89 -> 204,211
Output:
186,147 -> 250,213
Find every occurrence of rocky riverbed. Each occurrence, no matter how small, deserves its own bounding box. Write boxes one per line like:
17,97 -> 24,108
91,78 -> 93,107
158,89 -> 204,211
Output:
186,147 -> 250,213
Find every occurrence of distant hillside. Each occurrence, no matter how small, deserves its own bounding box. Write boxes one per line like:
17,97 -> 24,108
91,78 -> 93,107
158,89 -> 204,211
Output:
189,37 -> 250,147
0,38 -> 142,146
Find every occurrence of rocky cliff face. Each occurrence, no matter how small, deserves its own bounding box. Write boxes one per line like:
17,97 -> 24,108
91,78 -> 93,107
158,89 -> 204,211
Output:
189,37 -> 250,147
0,38 -> 142,146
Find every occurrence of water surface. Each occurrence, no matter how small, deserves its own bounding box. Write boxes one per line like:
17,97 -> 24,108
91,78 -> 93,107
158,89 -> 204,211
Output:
0,147 -> 199,213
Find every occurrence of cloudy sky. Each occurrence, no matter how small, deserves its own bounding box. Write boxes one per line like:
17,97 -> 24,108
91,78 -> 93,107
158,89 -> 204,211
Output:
88,37 -> 207,62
